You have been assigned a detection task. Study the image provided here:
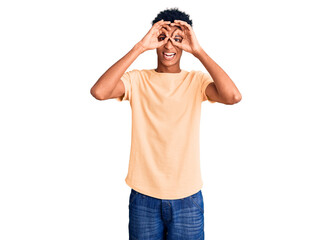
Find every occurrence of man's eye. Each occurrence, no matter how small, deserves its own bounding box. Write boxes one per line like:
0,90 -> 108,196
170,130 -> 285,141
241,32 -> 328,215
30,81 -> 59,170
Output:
157,34 -> 166,40
174,38 -> 182,42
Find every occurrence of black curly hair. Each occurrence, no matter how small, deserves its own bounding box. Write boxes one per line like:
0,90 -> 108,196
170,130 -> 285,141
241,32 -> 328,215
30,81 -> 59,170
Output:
152,7 -> 193,27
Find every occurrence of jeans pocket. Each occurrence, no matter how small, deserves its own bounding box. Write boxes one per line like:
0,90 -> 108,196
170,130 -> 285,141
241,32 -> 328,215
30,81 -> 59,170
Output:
189,191 -> 204,214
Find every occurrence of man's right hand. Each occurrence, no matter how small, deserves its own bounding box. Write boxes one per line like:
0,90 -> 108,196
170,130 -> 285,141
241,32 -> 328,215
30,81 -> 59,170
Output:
138,20 -> 172,52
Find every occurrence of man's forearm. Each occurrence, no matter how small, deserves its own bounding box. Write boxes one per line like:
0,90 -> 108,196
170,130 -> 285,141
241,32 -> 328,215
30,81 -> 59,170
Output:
90,43 -> 145,99
195,48 -> 242,101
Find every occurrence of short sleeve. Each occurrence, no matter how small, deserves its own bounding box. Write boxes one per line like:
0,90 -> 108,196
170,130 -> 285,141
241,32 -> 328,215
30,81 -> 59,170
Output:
201,72 -> 216,103
116,70 -> 137,102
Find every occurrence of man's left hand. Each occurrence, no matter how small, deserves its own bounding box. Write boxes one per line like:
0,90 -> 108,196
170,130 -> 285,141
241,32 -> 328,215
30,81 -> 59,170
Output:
170,20 -> 203,57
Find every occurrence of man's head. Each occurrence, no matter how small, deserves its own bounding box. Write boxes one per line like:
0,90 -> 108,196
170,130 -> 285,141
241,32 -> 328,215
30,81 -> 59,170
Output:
152,8 -> 193,71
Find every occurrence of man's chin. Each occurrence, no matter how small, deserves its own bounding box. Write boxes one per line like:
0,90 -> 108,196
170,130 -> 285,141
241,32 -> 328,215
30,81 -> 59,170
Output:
159,58 -> 180,66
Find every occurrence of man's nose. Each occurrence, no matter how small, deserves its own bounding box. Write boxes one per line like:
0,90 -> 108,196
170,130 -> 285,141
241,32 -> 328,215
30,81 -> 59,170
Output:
164,38 -> 174,48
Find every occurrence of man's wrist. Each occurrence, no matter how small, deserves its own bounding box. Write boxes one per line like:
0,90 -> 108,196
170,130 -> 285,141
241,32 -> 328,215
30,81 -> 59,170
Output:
135,42 -> 146,54
193,46 -> 204,58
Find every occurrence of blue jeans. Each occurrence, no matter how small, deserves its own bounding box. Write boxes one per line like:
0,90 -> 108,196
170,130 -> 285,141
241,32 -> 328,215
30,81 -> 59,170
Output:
128,188 -> 205,240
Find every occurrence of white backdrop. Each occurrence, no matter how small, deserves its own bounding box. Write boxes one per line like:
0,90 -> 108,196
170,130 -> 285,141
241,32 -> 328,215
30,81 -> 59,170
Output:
1,0 -> 332,239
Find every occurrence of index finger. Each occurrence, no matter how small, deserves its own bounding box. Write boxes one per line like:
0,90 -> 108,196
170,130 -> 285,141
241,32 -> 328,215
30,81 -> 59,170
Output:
173,20 -> 192,30
171,28 -> 184,38
170,23 -> 184,31
154,20 -> 171,27
161,22 -> 172,30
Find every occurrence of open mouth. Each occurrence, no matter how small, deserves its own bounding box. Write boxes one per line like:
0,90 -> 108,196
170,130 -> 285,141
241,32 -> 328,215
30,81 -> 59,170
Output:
163,52 -> 176,60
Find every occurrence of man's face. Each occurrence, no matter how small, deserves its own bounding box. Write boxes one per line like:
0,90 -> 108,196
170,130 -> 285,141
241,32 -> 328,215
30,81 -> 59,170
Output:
156,25 -> 183,67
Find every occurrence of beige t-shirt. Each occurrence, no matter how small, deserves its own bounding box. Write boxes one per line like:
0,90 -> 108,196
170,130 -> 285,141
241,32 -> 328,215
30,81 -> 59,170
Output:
117,68 -> 215,199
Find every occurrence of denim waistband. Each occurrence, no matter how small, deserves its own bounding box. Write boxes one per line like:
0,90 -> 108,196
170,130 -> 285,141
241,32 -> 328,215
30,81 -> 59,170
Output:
131,188 -> 201,200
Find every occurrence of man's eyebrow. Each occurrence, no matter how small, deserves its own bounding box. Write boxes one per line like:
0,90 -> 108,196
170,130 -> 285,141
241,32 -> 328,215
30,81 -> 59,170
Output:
174,35 -> 183,38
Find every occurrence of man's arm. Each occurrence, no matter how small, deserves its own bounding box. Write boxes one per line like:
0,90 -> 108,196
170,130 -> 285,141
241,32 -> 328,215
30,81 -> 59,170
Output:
170,20 -> 242,104
195,48 -> 242,104
90,20 -> 171,100
90,43 -> 144,100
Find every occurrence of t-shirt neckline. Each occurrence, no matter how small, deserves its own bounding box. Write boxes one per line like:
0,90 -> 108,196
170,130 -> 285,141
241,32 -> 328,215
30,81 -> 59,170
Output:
151,69 -> 185,75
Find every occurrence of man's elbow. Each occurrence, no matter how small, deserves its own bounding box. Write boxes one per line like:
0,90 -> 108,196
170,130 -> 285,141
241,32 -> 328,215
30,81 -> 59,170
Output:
234,93 -> 242,104
90,87 -> 106,100
229,93 -> 242,104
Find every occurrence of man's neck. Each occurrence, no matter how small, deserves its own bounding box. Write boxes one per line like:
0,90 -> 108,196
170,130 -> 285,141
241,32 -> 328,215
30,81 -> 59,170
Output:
155,65 -> 181,73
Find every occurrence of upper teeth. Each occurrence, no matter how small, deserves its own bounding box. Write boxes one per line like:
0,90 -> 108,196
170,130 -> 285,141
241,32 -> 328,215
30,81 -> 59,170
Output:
164,53 -> 175,56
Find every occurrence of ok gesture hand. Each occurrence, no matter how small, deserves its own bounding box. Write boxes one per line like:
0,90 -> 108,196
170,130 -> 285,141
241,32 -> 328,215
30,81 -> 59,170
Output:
169,20 -> 203,57
138,20 -> 172,52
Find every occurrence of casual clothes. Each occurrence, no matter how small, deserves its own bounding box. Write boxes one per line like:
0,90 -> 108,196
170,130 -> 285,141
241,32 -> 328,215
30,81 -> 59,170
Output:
117,69 -> 215,199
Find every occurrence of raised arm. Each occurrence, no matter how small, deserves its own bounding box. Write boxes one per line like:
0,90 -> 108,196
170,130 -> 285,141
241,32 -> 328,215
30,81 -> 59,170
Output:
170,20 -> 242,104
90,20 -> 172,100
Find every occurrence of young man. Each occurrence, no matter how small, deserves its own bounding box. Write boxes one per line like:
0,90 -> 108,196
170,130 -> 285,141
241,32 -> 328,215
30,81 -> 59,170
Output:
90,8 -> 241,240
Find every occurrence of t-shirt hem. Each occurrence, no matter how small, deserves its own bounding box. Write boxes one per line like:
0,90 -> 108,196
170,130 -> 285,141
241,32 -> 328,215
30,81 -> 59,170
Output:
125,178 -> 203,200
